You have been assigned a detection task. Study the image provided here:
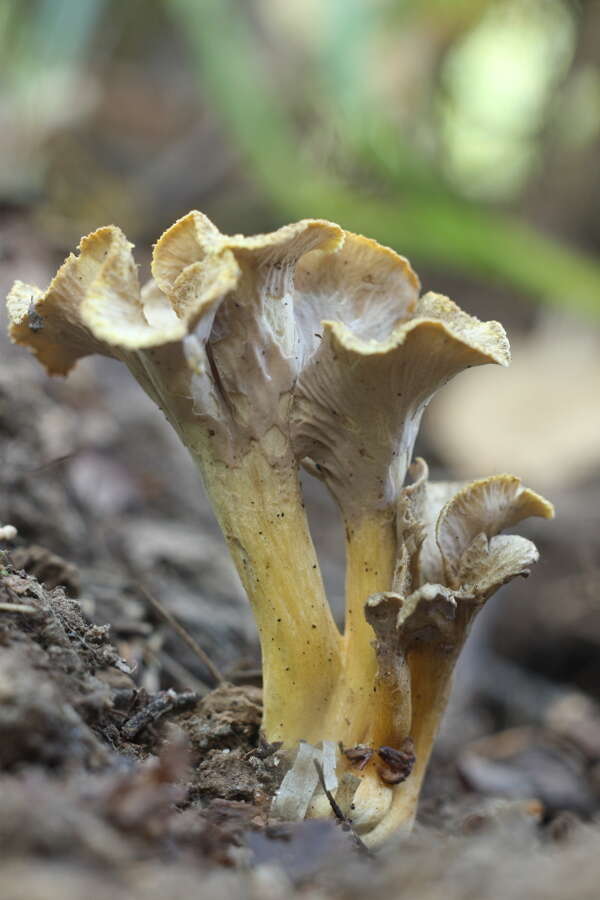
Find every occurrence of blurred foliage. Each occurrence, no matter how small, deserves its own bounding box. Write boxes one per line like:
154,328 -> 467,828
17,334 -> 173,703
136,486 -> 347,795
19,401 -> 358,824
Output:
1,0 -> 599,314
440,0 -> 576,199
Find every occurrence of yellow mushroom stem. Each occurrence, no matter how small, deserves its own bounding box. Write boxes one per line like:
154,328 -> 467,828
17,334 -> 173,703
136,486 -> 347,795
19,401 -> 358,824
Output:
408,642 -> 463,781
362,640 -> 466,845
333,509 -> 398,745
352,589 -> 481,846
120,348 -> 342,747
196,442 -> 343,744
342,628 -> 413,839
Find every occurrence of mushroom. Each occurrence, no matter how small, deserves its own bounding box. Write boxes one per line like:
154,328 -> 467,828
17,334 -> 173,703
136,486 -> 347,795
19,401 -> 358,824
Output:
8,215 -> 345,746
356,461 -> 553,841
7,212 -> 553,845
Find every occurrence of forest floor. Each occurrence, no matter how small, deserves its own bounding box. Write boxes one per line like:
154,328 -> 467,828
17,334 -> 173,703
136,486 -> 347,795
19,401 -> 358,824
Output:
2,210 -> 600,899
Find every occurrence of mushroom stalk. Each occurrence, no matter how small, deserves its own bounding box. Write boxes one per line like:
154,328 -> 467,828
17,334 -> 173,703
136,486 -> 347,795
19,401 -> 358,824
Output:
364,642 -> 464,844
408,641 -> 463,774
196,444 -> 342,744
333,509 -> 397,745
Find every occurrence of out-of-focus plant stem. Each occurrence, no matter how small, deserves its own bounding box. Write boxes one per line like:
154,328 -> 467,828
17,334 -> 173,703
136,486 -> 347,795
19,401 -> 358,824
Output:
2,0 -> 108,74
168,0 -> 600,318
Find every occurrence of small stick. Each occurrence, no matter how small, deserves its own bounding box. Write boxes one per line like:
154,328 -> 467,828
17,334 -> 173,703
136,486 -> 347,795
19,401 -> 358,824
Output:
121,688 -> 199,740
25,453 -> 76,475
0,602 -> 38,614
226,666 -> 263,685
140,586 -> 224,686
154,648 -> 211,695
313,760 -> 373,857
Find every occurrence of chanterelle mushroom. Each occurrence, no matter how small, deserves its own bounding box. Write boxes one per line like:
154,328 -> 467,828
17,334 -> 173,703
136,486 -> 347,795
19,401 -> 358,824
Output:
7,213 -> 553,845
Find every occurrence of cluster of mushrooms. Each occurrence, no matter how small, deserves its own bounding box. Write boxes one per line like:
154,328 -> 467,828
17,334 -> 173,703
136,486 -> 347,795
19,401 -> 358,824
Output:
8,212 -> 553,846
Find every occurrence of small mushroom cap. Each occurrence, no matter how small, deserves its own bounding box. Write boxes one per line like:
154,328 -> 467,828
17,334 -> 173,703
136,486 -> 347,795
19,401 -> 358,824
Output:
396,463 -> 554,588
370,468 -> 555,649
458,532 -> 541,599
366,586 -> 460,650
434,475 -> 554,589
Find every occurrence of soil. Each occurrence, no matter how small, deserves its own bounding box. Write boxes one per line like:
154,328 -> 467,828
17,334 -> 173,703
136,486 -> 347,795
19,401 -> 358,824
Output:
2,212 -> 600,898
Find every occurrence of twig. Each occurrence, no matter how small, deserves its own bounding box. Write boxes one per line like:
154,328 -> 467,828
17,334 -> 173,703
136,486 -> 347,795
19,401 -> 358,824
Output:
225,666 -> 262,685
154,648 -> 211,695
313,760 -> 373,857
140,586 -> 224,686
121,688 -> 199,740
25,452 -> 77,476
0,602 -> 38,614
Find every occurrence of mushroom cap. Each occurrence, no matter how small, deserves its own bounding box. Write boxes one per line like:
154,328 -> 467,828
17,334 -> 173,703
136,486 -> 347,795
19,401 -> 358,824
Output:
370,463 -> 554,652
8,212 -> 510,496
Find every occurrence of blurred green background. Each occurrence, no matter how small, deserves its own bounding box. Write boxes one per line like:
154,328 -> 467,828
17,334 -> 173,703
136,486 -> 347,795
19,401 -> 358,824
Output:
1,0 -> 599,314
